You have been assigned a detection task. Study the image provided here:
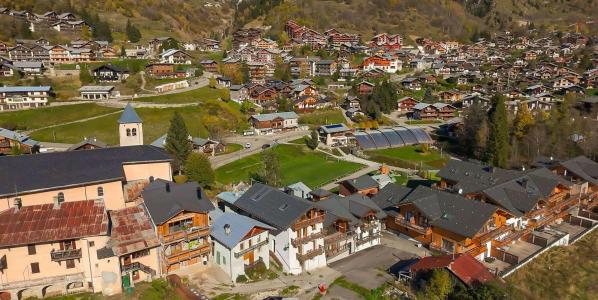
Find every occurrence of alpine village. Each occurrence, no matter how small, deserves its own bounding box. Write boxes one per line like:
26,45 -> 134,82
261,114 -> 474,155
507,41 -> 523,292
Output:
0,1 -> 597,300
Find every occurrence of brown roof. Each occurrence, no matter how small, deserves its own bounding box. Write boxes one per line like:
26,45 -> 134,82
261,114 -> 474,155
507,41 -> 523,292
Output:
410,253 -> 494,286
107,204 -> 160,256
0,200 -> 109,247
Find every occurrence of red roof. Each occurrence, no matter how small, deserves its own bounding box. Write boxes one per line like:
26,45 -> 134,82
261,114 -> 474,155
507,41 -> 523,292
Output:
410,254 -> 494,286
108,204 -> 160,256
0,200 -> 109,247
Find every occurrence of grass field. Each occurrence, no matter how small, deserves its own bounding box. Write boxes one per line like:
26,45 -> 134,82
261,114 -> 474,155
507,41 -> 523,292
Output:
131,87 -> 227,104
366,145 -> 448,170
215,144 -> 364,188
30,100 -> 247,145
298,109 -> 347,127
405,119 -> 443,125
219,143 -> 243,155
505,230 -> 598,300
0,104 -> 120,131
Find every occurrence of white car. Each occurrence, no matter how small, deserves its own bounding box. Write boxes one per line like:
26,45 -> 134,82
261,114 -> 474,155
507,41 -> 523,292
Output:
245,143 -> 252,149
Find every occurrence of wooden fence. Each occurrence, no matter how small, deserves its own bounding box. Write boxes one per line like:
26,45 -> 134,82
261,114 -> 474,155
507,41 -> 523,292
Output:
490,247 -> 519,265
567,215 -> 595,228
578,210 -> 598,221
522,233 -> 548,247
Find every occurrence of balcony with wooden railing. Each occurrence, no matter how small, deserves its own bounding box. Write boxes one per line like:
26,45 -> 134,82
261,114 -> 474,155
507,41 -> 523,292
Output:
122,262 -> 156,276
50,248 -> 82,262
356,232 -> 381,246
297,246 -> 324,263
161,226 -> 210,245
325,244 -> 350,259
292,215 -> 325,231
165,244 -> 210,265
291,231 -> 325,247
324,231 -> 353,244
235,239 -> 269,258
394,217 -> 430,235
477,225 -> 511,243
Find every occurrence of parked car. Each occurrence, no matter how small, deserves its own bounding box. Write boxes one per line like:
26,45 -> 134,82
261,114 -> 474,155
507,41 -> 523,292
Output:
261,144 -> 271,149
245,143 -> 252,149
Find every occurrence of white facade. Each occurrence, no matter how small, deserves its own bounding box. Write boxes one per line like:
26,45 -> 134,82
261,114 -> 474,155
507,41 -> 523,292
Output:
270,222 -> 327,275
213,230 -> 270,281
119,122 -> 143,147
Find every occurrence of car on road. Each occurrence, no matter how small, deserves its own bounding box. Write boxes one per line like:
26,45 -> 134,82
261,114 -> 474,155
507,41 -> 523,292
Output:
245,143 -> 251,149
261,144 -> 271,149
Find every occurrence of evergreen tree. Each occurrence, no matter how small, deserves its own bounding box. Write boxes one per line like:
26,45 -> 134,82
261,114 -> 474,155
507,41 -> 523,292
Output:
184,152 -> 215,188
164,112 -> 192,173
79,64 -> 93,84
251,150 -> 282,187
306,129 -> 319,149
18,21 -> 33,39
487,94 -> 510,168
125,19 -> 142,43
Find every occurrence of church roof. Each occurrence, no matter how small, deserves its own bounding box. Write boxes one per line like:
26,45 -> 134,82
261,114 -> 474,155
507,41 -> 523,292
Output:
118,103 -> 142,124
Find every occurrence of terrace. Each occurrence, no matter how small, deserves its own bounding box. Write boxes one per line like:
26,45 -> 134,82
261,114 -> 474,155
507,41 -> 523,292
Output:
291,231 -> 325,247
161,225 -> 210,245
165,244 -> 210,265
50,248 -> 82,262
297,246 -> 324,263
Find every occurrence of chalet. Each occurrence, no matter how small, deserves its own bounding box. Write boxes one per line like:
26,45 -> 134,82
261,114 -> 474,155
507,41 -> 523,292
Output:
339,175 -> 379,197
145,63 -> 177,78
210,211 -> 274,281
344,96 -> 361,110
357,81 -> 375,95
362,55 -> 401,73
249,86 -> 278,105
200,60 -> 218,73
437,90 -> 462,103
151,134 -> 225,156
7,44 -> 33,61
368,33 -> 402,50
0,86 -> 52,111
360,68 -> 386,80
401,78 -> 421,91
315,60 -> 337,77
318,123 -> 352,146
66,137 -> 108,151
92,64 -> 129,82
230,183 -> 327,274
397,97 -> 420,114
294,94 -> 318,111
159,49 -> 192,65
249,112 -> 299,135
230,85 -> 249,103
12,61 -> 44,75
52,20 -> 90,33
142,180 -> 214,273
0,63 -> 14,77
0,127 -> 39,154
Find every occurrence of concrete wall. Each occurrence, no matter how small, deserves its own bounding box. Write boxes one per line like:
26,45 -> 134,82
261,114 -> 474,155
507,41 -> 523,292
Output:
123,162 -> 172,183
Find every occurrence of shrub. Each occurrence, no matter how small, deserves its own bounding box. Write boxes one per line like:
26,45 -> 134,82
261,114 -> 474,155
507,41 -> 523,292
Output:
236,275 -> 248,283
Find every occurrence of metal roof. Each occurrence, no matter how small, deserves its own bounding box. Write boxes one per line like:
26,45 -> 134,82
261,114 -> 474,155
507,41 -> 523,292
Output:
211,211 -> 274,249
118,103 -> 142,124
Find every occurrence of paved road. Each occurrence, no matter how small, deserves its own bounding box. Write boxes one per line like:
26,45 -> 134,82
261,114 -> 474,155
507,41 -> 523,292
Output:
210,130 -> 309,168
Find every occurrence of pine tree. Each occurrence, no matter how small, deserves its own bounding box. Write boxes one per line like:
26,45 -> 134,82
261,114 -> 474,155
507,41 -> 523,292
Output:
487,94 -> 510,168
184,153 -> 215,188
306,129 -> 319,149
164,112 -> 192,173
79,64 -> 93,84
125,19 -> 142,43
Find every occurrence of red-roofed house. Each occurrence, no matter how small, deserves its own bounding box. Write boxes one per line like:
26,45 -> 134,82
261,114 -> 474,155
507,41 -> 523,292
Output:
409,253 -> 495,286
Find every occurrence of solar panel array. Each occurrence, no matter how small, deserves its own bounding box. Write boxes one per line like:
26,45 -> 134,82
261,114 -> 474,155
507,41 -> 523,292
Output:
353,126 -> 433,150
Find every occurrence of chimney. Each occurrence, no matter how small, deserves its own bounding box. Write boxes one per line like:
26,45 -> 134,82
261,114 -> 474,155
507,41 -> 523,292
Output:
165,182 -> 170,193
53,196 -> 61,209
224,224 -> 231,235
14,198 -> 22,212
149,176 -> 155,182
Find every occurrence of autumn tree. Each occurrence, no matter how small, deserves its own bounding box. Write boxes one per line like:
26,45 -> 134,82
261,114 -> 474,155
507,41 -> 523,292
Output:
184,153 -> 215,188
513,103 -> 534,139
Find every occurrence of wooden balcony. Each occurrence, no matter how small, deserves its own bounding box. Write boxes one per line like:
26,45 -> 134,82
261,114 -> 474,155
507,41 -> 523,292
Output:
291,231 -> 325,247
325,244 -> 350,259
161,226 -> 210,245
122,262 -> 156,276
292,215 -> 325,231
477,226 -> 511,243
165,244 -> 210,265
50,248 -> 82,262
324,231 -> 353,244
361,221 -> 378,230
356,232 -> 381,246
297,246 -> 324,263
235,239 -> 269,258
394,217 -> 430,235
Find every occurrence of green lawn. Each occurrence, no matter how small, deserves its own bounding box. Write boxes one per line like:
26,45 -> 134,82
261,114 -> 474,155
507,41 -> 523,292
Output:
30,100 -> 247,145
131,86 -> 227,104
405,119 -> 443,125
219,143 -> 243,155
366,145 -> 448,170
298,109 -> 347,127
0,104 -> 120,131
215,144 -> 364,188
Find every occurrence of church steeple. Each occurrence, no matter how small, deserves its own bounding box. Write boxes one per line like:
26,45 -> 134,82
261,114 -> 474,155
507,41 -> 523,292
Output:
118,103 -> 143,146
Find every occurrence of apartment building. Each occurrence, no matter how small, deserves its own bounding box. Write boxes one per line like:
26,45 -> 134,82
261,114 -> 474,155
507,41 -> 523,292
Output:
0,86 -> 51,111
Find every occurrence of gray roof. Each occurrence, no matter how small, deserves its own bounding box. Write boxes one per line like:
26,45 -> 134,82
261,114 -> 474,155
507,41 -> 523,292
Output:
211,212 -> 274,249
233,183 -> 314,231
79,85 -> 114,93
0,86 -> 51,93
66,138 -> 107,151
142,179 -> 214,225
13,61 -> 43,68
559,156 -> 598,185
371,183 -> 413,211
0,145 -> 171,197
403,186 -> 498,238
342,175 -> 379,191
315,197 -> 361,228
250,112 -> 299,122
118,103 -> 142,124
0,128 -> 39,147
437,159 -> 522,194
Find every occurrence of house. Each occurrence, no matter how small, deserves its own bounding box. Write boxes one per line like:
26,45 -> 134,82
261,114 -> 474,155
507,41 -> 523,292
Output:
92,64 -> 130,82
145,63 -> 177,78
142,179 -> 214,273
12,61 -> 44,75
151,134 -> 225,156
318,123 -> 352,146
362,55 -> 401,73
339,175 -> 379,197
230,183 -> 328,275
294,94 -> 318,111
66,137 -> 107,151
200,60 -> 219,73
397,97 -> 420,114
249,86 -> 278,105
0,63 -> 14,77
368,33 -> 402,50
154,80 -> 189,93
216,76 -> 232,87
0,86 -> 52,111
409,253 -> 494,286
357,81 -> 375,95
210,211 -> 274,281
249,112 -> 299,135
344,96 -> 361,110
0,127 -> 39,154
159,49 -> 192,65
412,103 -> 456,120
79,85 -> 118,100
230,85 -> 249,103
401,78 -> 421,91
315,60 -> 337,77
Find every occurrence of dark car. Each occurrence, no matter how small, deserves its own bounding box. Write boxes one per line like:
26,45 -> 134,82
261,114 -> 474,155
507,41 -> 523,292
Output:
261,144 -> 271,149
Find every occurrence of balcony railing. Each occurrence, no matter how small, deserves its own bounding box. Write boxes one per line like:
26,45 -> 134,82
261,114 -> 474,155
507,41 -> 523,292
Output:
395,217 -> 430,235
361,221 -> 378,230
355,232 -> 381,246
0,272 -> 85,290
161,226 -> 210,245
292,215 -> 325,231
324,231 -> 353,244
122,262 -> 156,276
296,246 -> 324,263
291,231 -> 325,247
477,226 -> 511,243
165,244 -> 210,265
235,239 -> 269,258
325,244 -> 350,259
50,248 -> 82,262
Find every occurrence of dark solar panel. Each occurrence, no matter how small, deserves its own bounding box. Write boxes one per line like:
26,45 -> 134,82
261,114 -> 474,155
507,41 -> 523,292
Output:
325,124 -> 344,129
394,127 -> 418,145
354,133 -> 377,150
407,127 -> 433,143
368,130 -> 391,149
379,129 -> 405,147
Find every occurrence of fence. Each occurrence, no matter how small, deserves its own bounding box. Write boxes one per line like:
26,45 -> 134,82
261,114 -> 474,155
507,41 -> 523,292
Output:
566,215 -> 594,228
490,247 -> 519,265
522,233 -> 548,247
578,210 -> 598,221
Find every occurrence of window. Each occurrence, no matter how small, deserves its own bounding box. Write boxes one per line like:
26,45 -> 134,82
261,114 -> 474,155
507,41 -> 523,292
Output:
28,244 -> 36,255
61,240 -> 76,251
132,128 -> 137,136
66,259 -> 75,269
88,241 -> 95,247
441,238 -> 455,253
126,129 -> 131,136
223,257 -> 226,265
132,249 -> 149,259
240,242 -> 244,250
57,192 -> 65,203
248,239 -> 252,247
97,187 -> 104,197
31,262 -> 40,274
